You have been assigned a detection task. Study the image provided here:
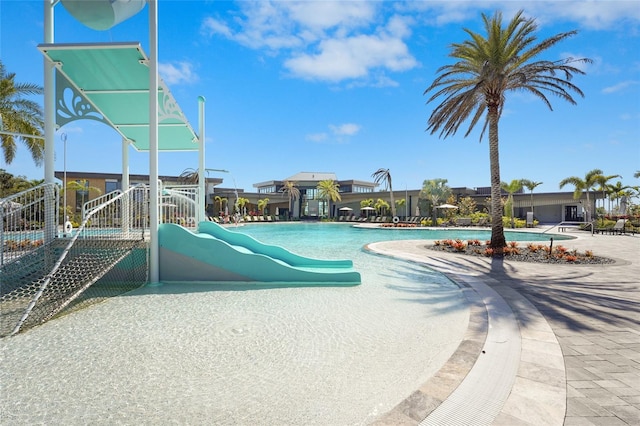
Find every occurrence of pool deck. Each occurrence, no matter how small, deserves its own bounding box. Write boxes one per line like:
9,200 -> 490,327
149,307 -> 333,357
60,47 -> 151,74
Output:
366,225 -> 640,425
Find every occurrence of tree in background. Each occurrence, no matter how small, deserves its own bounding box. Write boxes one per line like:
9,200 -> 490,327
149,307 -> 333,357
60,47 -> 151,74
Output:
214,195 -> 227,215
316,179 -> 341,218
257,197 -> 270,215
371,168 -> 396,217
374,198 -> 390,216
501,179 -> 523,228
425,10 -> 590,254
593,173 -> 621,214
0,61 -> 44,166
559,169 -> 603,222
420,178 -> 451,226
520,179 -> 543,215
279,181 -> 300,219
395,198 -> 406,217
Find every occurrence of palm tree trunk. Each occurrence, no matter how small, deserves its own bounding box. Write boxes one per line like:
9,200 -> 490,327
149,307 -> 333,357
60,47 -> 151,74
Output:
488,109 -> 505,254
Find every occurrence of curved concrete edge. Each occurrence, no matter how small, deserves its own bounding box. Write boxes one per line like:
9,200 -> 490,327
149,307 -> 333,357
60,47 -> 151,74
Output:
366,241 -> 566,426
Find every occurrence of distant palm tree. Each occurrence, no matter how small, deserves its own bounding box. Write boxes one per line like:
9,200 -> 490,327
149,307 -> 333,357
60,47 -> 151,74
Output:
501,179 -> 523,228
520,179 -> 542,214
607,181 -> 632,214
634,171 -> 640,179
425,10 -> 590,253
177,168 -> 198,184
374,198 -> 390,216
0,60 -> 44,165
371,168 -> 396,217
594,173 -> 621,214
395,198 -> 406,217
257,197 -> 270,215
420,178 -> 451,225
64,179 -> 102,218
559,169 -> 603,222
214,195 -> 227,215
316,179 -> 341,218
280,181 -> 300,219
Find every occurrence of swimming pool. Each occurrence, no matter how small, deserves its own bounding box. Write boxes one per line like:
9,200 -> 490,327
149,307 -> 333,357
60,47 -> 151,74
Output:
1,222 -> 471,424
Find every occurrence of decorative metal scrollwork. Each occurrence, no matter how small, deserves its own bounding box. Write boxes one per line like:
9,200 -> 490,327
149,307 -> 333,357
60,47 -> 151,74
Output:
55,71 -> 109,128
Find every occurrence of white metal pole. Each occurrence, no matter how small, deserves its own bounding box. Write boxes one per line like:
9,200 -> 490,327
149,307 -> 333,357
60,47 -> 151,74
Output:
149,0 -> 159,284
198,96 -> 206,223
121,137 -> 130,233
44,0 -> 56,242
62,132 -> 67,224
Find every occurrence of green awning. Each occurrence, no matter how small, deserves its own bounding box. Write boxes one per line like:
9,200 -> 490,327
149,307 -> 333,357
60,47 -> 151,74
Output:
38,42 -> 198,152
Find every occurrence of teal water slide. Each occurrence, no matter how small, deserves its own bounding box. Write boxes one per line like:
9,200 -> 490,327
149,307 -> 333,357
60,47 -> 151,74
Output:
158,222 -> 361,286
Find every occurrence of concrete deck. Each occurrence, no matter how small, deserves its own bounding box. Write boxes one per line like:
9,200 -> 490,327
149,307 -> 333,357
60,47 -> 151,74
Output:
367,227 -> 640,425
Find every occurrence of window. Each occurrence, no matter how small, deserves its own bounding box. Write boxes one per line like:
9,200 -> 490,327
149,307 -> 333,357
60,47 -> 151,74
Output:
105,180 -> 120,193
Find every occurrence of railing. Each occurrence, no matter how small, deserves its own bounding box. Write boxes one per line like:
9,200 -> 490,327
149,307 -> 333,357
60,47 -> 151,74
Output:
160,183 -> 199,228
1,183 -> 59,267
1,184 -> 150,337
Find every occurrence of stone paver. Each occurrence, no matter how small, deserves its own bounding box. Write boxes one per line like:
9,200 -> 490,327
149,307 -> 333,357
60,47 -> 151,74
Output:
368,228 -> 640,425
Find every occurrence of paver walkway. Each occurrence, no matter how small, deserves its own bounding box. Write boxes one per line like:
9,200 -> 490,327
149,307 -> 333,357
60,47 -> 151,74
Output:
368,228 -> 640,425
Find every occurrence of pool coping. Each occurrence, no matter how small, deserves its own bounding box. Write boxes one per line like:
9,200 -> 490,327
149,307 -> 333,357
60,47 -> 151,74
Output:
366,241 -> 567,425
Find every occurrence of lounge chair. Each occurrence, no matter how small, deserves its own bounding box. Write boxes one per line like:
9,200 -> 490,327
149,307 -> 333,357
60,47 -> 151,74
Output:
610,219 -> 626,235
455,217 -> 472,227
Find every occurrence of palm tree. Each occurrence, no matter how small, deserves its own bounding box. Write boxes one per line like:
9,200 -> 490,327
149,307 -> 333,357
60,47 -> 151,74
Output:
520,179 -> 542,214
501,179 -> 523,228
374,198 -> 390,216
395,198 -> 406,217
214,195 -> 227,215
371,168 -> 396,217
559,169 -> 603,222
594,173 -> 621,214
0,61 -> 44,165
607,181 -> 632,215
425,10 -> 590,253
420,178 -> 451,226
236,197 -> 249,216
177,168 -> 198,184
316,179 -> 341,218
257,197 -> 270,215
279,180 -> 300,219
64,179 -> 102,219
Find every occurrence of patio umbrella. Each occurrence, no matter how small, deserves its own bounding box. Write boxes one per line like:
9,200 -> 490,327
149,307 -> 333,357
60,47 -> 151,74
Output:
275,207 -> 279,216
361,206 -> 375,211
435,204 -> 458,209
339,207 -> 353,211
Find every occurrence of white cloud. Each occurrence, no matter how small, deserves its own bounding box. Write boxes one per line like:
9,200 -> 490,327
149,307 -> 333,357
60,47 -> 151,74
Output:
306,132 -> 328,142
158,62 -> 198,85
201,1 -> 416,85
602,80 -> 639,94
330,123 -> 361,136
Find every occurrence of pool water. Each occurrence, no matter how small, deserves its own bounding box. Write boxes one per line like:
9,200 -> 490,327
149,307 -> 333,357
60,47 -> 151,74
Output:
1,222 -> 472,425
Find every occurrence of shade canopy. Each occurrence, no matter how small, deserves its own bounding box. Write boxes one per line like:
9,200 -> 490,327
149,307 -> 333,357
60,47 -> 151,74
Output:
361,206 -> 376,211
435,204 -> 458,209
339,207 -> 353,211
38,42 -> 198,152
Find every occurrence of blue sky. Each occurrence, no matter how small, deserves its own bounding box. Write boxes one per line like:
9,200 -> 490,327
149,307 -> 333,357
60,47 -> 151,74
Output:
1,0 -> 639,194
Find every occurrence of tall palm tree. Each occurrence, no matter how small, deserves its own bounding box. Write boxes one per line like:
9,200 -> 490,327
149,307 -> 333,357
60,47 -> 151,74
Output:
501,179 -> 523,228
559,168 -> 603,222
316,179 -> 341,218
594,173 -> 621,214
420,178 -> 451,225
371,168 -> 396,217
425,10 -> 590,253
520,179 -> 542,214
279,180 -> 300,219
607,181 -> 632,214
0,61 -> 44,165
